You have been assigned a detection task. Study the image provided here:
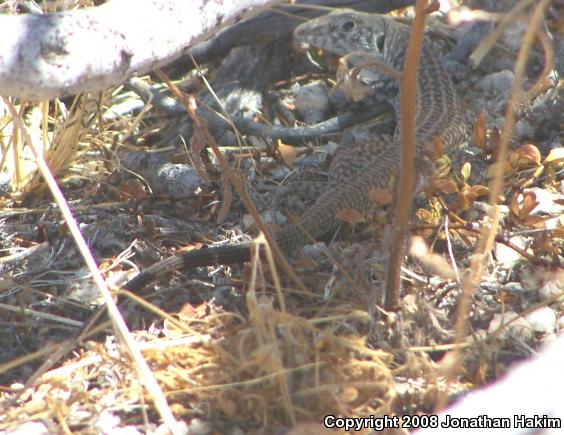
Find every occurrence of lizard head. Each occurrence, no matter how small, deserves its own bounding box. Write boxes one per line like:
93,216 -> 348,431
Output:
294,11 -> 403,60
294,11 -> 410,100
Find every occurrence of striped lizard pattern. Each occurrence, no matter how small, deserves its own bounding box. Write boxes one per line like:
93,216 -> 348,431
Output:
123,11 -> 470,293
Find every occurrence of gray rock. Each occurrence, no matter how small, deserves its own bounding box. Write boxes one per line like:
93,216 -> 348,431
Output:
294,80 -> 330,124
0,171 -> 11,195
121,151 -> 205,199
476,70 -> 514,94
539,276 -> 564,303
488,311 -> 533,341
154,163 -> 204,198
525,307 -> 558,335
185,418 -> 212,435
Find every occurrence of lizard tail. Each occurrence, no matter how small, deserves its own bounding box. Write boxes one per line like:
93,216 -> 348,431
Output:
123,243 -> 253,293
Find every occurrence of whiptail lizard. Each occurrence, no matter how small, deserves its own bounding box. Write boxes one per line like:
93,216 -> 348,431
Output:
123,10 -> 470,293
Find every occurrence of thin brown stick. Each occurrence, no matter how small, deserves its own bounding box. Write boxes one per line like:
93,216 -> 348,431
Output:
347,54 -> 403,82
469,0 -> 536,66
154,70 -> 309,296
524,25 -> 554,101
384,0 -> 436,311
417,220 -> 554,266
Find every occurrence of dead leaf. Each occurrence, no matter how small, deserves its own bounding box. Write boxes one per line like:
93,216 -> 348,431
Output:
336,208 -> 366,225
416,208 -> 435,223
489,127 -> 501,157
119,179 -> 148,200
433,178 -> 458,194
521,191 -> 539,217
473,112 -> 488,150
434,134 -> 445,157
457,191 -> 472,210
295,254 -> 317,269
470,185 -> 490,198
179,302 -> 211,319
519,144 -> 542,166
369,188 -> 393,206
509,192 -> 520,217
522,215 -> 546,228
510,191 -> 540,221
277,141 -> 299,167
509,144 -> 542,170
219,397 -> 237,418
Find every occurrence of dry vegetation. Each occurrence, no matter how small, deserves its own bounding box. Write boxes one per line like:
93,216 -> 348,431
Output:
0,0 -> 562,433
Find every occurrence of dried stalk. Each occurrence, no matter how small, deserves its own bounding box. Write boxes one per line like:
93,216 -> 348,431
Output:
155,70 -> 309,298
384,0 -> 436,311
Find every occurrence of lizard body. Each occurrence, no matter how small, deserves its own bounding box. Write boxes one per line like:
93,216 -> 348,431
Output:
123,11 -> 469,293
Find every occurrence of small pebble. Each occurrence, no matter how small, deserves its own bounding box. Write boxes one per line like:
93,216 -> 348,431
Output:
515,119 -> 535,139
525,307 -> 557,334
302,241 -> 329,260
500,21 -> 527,53
539,277 -> 564,303
0,171 -> 11,195
488,311 -> 533,341
494,235 -> 527,268
243,210 -> 286,230
476,70 -> 514,94
121,154 -> 205,198
503,282 -> 526,294
154,163 -> 204,198
185,418 -> 212,435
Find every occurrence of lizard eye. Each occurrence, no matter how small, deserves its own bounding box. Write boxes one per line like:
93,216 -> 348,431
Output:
375,33 -> 385,51
341,20 -> 355,32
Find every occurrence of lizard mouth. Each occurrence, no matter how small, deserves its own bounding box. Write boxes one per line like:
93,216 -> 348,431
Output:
293,41 -> 340,72
292,38 -> 313,53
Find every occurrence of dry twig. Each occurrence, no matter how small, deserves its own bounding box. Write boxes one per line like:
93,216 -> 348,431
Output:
384,0 -> 438,311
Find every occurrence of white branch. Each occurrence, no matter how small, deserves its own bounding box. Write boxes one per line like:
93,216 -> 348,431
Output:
0,0 -> 281,101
